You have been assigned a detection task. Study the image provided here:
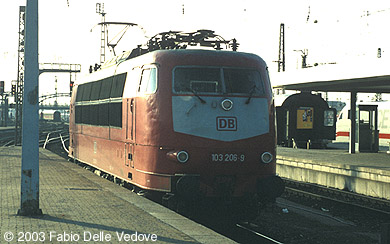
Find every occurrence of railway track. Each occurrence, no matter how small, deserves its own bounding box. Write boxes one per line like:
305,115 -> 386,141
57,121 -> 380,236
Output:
283,178 -> 390,216
44,139 -> 389,243
0,122 -> 68,147
44,138 -> 285,243
235,222 -> 284,244
188,211 -> 285,244
0,128 -> 16,146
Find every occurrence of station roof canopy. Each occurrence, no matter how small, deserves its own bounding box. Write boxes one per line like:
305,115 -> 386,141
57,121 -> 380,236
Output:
271,61 -> 390,93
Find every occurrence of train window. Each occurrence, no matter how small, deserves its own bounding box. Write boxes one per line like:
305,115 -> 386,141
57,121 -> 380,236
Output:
81,105 -> 90,124
223,68 -> 264,95
109,102 -> 122,127
173,67 -> 221,94
111,73 -> 127,98
123,68 -> 141,98
75,105 -> 82,123
76,85 -> 84,102
98,103 -> 109,126
90,104 -> 99,125
74,74 -> 126,126
324,110 -> 335,126
360,110 -> 370,124
81,83 -> 92,101
90,81 -> 102,101
139,68 -> 157,94
100,78 -> 112,100
190,80 -> 218,93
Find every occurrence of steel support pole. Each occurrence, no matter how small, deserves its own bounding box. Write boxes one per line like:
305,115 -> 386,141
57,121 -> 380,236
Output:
349,91 -> 357,154
381,223 -> 390,244
4,96 -> 8,127
18,0 -> 42,216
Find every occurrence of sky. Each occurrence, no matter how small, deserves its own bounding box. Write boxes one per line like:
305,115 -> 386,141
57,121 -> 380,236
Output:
1,0 -> 390,104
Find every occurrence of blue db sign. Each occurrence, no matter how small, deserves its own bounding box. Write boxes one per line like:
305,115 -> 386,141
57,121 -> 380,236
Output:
216,117 -> 237,131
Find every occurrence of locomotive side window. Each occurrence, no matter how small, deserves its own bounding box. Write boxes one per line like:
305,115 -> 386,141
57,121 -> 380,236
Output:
223,68 -> 264,95
90,80 -> 102,100
75,73 -> 127,127
139,67 -> 157,94
81,82 -> 92,101
76,85 -> 84,102
81,105 -> 90,124
75,105 -> 82,123
123,67 -> 141,98
173,67 -> 221,94
109,102 -> 122,127
111,73 -> 127,98
90,104 -> 99,125
100,78 -> 112,100
98,103 -> 109,126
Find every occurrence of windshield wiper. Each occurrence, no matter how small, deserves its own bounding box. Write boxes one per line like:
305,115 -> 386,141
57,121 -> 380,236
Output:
187,88 -> 206,104
245,85 -> 257,104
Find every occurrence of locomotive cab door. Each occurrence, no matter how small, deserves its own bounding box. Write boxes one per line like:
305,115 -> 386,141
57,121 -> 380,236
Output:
126,98 -> 135,141
357,105 -> 379,152
126,143 -> 134,168
126,98 -> 135,168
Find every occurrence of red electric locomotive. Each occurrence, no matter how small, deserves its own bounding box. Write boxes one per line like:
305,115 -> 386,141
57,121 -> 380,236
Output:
69,30 -> 284,214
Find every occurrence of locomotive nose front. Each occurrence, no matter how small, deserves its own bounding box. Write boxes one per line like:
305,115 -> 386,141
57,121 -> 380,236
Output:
168,55 -> 282,202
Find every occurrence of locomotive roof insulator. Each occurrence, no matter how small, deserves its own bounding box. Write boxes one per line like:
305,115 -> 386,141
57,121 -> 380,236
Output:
229,38 -> 239,51
130,30 -> 238,59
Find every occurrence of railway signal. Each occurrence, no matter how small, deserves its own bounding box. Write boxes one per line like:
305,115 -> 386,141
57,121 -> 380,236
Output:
0,81 -> 4,95
11,84 -> 16,95
70,80 -> 74,94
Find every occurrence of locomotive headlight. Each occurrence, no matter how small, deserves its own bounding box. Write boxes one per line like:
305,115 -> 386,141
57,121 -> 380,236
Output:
166,150 -> 190,163
221,99 -> 233,111
177,150 -> 189,163
261,152 -> 273,164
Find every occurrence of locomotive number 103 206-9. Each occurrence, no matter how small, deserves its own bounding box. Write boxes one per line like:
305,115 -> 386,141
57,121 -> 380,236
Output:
211,153 -> 245,162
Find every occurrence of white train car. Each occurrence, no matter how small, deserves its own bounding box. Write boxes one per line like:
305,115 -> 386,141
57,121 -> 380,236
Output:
335,101 -> 390,147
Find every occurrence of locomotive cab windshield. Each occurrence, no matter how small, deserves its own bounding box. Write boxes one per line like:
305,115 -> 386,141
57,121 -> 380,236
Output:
173,67 -> 265,96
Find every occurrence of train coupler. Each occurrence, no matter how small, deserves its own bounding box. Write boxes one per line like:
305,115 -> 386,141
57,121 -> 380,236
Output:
173,174 -> 200,200
257,175 -> 285,201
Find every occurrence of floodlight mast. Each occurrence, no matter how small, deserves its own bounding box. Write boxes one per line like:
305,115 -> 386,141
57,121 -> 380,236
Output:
96,3 -> 106,64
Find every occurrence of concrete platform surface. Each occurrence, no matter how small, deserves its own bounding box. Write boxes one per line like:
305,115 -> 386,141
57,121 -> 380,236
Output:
276,146 -> 390,200
0,146 -> 236,244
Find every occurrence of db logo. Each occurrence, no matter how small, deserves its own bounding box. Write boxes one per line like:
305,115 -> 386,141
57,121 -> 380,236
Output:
216,117 -> 237,131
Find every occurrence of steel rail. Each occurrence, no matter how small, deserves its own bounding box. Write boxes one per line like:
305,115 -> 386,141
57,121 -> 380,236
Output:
42,129 -> 69,148
285,178 -> 390,206
236,222 -> 284,244
284,181 -> 390,216
59,133 -> 69,154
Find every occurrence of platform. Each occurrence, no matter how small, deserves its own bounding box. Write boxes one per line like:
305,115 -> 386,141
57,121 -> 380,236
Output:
0,146 -> 235,244
276,144 -> 390,200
